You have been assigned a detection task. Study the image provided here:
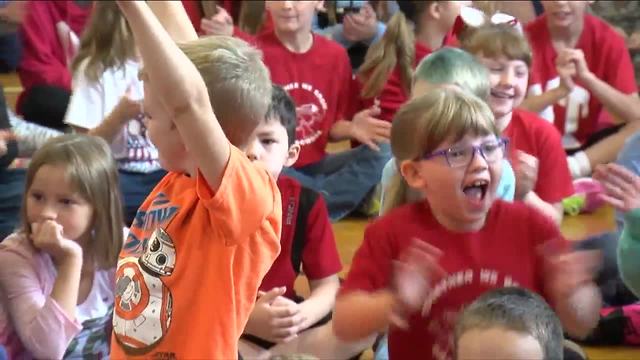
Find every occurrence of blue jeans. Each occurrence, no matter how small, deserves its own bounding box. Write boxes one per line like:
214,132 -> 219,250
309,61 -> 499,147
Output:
119,169 -> 166,226
283,144 -> 392,221
0,168 -> 26,240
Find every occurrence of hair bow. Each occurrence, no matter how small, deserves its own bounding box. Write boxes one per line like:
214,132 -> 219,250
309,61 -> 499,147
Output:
452,6 -> 523,37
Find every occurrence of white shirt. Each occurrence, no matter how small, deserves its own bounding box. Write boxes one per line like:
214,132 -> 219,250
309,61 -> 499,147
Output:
64,59 -> 161,173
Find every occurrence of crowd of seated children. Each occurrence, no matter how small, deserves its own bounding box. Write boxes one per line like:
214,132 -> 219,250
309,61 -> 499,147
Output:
0,1 -> 639,359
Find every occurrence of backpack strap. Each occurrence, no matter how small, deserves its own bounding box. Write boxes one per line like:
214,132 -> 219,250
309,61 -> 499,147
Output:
291,186 -> 319,275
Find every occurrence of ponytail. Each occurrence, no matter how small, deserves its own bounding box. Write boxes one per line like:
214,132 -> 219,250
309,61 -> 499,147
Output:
381,171 -> 410,215
358,10 -> 415,98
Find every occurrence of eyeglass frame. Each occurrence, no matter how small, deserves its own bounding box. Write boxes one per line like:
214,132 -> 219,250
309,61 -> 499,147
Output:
418,137 -> 509,168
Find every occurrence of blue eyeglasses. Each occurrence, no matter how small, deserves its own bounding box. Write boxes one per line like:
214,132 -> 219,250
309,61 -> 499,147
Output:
420,138 -> 509,168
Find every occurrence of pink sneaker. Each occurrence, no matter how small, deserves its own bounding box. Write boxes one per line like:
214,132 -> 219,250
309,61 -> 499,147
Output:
563,178 -> 605,215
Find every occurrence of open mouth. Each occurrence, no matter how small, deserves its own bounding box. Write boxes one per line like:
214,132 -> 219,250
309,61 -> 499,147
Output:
462,179 -> 489,202
490,89 -> 514,100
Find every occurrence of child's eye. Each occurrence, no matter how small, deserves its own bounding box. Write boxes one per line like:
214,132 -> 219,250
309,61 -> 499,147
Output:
30,192 -> 44,201
448,147 -> 469,159
59,198 -> 75,206
261,138 -> 277,146
481,142 -> 500,154
490,67 -> 503,73
515,71 -> 528,78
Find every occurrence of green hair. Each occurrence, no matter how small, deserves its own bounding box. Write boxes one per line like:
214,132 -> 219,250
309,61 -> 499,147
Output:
413,47 -> 490,101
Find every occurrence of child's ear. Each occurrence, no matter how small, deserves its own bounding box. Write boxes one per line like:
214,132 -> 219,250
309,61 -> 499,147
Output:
427,1 -> 441,20
399,159 -> 427,189
285,143 -> 301,167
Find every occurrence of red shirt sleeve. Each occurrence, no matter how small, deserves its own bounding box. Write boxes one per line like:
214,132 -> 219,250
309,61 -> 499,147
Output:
17,1 -> 72,91
339,220 -> 395,295
335,48 -> 355,123
601,28 -> 638,95
301,196 -> 342,280
534,122 -> 575,203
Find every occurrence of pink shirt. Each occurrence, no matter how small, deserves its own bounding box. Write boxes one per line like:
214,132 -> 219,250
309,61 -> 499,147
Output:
0,233 -> 114,359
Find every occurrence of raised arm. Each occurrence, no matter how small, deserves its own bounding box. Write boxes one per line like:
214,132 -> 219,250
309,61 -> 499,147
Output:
117,1 -> 229,190
148,1 -> 198,43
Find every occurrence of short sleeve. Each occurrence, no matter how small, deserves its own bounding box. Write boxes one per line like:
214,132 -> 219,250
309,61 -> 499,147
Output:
196,146 -> 280,246
301,196 -> 342,280
534,128 -> 575,203
63,61 -> 105,130
602,32 -> 638,95
339,221 -> 395,295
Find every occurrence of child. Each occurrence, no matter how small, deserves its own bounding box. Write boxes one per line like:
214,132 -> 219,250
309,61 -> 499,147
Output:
461,20 -> 574,225
380,46 -> 516,209
256,1 -> 390,221
454,287 -> 564,360
16,0 -> 93,130
358,1 -> 470,123
63,1 -> 165,226
0,134 -> 123,359
111,2 -> 280,359
525,0 -> 640,179
239,85 -> 372,359
594,160 -> 640,299
333,88 -> 602,360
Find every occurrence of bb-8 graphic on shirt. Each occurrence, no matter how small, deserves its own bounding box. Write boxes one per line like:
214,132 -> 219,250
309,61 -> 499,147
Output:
113,228 -> 176,354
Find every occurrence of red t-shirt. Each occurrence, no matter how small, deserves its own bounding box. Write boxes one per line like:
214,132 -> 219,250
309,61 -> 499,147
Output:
503,109 -> 575,203
17,0 -> 92,111
260,176 -> 342,299
340,200 -> 566,360
256,31 -> 353,168
525,14 -> 638,147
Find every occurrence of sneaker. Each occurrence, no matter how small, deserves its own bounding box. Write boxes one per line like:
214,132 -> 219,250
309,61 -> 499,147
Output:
563,178 -> 605,215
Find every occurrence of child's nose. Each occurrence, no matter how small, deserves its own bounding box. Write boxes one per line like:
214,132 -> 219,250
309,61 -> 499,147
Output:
39,204 -> 58,221
499,70 -> 514,86
468,148 -> 489,172
245,142 -> 260,162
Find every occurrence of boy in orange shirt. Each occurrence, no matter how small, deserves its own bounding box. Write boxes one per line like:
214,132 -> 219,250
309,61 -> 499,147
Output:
111,2 -> 280,359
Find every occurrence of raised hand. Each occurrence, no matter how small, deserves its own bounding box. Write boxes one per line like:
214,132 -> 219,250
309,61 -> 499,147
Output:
201,6 -> 233,36
350,104 -> 391,151
390,239 -> 446,329
343,4 -> 378,43
244,287 -> 307,343
31,220 -> 82,263
514,150 -> 539,200
557,48 -> 593,83
593,163 -> 640,213
539,240 -> 601,301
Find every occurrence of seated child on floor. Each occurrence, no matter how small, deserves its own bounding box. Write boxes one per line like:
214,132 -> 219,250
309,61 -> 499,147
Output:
379,46 -> 516,210
239,85 -> 373,360
454,286 -> 564,360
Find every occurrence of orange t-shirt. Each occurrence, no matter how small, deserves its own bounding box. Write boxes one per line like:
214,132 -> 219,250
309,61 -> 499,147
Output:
110,146 -> 281,359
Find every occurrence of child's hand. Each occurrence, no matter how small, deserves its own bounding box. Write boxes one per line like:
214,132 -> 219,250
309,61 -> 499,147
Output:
390,239 -> 446,329
201,6 -> 233,36
350,104 -> 391,151
343,4 -> 378,43
539,241 -> 601,301
31,220 -> 83,263
514,151 -> 539,200
555,57 -> 576,95
557,48 -> 593,83
112,86 -> 143,125
0,130 -> 14,157
593,163 -> 640,213
245,287 -> 307,343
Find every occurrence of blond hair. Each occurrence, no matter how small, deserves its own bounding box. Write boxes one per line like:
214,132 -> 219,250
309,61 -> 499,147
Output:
179,36 -> 272,148
358,1 -> 434,98
461,23 -> 532,67
21,134 -> 123,269
71,1 -> 136,84
382,87 -> 498,214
